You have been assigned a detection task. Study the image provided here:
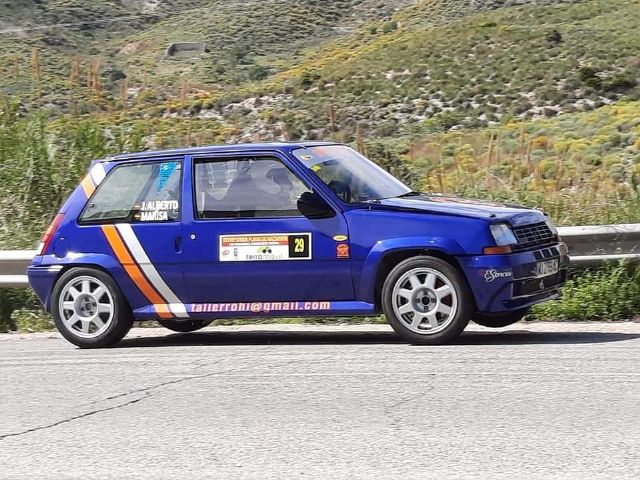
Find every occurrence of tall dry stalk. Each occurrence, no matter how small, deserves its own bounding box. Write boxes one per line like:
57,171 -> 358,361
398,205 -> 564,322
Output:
186,118 -> 192,145
438,147 -> 444,193
355,124 -> 365,154
89,57 -> 101,96
326,103 -> 336,133
179,78 -> 187,109
555,155 -> 564,190
13,54 -> 20,78
120,73 -> 129,112
486,132 -> 495,168
69,56 -> 80,84
518,124 -> 526,156
31,48 -> 41,102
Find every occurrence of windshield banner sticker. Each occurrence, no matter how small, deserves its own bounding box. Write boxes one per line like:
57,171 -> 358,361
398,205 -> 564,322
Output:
219,233 -> 311,261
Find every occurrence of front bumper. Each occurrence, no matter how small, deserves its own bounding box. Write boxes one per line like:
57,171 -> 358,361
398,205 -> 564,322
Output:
457,243 -> 569,313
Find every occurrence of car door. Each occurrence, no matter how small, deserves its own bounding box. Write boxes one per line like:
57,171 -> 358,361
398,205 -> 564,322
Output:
78,158 -> 188,317
180,152 -> 354,305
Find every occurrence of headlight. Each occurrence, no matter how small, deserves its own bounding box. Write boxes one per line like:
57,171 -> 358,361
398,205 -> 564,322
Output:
490,223 -> 517,246
544,216 -> 558,237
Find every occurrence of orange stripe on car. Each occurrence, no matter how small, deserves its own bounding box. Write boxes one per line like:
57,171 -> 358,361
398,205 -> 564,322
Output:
80,175 -> 96,198
101,225 -> 173,319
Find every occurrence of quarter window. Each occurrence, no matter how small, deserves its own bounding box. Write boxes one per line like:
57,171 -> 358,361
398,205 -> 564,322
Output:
194,157 -> 310,218
80,161 -> 182,223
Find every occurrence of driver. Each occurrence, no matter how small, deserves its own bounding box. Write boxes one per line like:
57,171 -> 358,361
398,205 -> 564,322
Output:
266,167 -> 295,209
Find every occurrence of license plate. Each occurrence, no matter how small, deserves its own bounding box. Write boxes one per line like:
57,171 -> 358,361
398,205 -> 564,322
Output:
535,259 -> 559,277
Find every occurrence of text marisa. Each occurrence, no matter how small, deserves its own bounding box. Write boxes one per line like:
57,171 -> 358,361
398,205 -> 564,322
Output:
139,200 -> 179,221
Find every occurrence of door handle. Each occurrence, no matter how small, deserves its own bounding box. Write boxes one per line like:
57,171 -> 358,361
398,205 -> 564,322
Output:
174,236 -> 182,253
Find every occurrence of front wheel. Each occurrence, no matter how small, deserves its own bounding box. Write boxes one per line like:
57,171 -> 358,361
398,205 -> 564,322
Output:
473,309 -> 529,328
158,319 -> 213,333
51,268 -> 133,348
381,256 -> 474,345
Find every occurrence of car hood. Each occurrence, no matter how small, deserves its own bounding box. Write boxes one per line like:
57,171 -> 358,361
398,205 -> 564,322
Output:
371,194 -> 545,226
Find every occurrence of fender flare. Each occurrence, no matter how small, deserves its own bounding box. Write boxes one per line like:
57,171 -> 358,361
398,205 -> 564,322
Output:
39,253 -> 129,310
357,236 -> 466,303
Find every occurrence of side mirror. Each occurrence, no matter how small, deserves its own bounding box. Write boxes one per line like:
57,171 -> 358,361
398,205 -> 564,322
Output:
297,191 -> 335,219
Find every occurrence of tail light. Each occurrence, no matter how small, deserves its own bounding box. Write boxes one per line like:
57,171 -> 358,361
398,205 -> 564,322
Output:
36,213 -> 64,256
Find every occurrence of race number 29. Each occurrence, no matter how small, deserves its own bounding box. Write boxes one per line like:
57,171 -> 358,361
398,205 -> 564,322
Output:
288,234 -> 310,258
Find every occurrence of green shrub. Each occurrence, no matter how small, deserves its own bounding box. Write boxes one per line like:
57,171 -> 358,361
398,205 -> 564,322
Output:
0,288 -> 42,332
604,74 -> 637,92
382,21 -> 398,34
249,65 -> 269,81
583,76 -> 602,89
578,67 -> 599,82
531,264 -> 640,321
0,316 -> 12,333
12,308 -> 53,332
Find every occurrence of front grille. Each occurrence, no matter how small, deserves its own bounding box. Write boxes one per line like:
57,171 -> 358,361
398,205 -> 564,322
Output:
513,270 -> 566,297
512,222 -> 556,251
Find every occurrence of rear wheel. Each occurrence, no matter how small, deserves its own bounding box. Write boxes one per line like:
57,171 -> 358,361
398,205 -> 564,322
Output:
52,268 -> 133,348
158,319 -> 213,333
473,309 -> 529,328
381,256 -> 474,345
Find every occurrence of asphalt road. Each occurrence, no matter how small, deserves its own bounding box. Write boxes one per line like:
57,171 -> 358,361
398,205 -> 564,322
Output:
1,322 -> 640,480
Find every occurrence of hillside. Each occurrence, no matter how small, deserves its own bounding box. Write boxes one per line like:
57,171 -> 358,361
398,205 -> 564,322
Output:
0,0 -> 415,109
206,0 -> 640,141
4,0 -> 638,139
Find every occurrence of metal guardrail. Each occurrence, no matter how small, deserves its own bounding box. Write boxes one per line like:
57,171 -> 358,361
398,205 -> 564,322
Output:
557,224 -> 640,266
0,250 -> 34,288
0,224 -> 639,287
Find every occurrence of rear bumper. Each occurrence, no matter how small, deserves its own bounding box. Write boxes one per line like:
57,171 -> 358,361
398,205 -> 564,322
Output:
458,243 -> 569,313
27,264 -> 63,312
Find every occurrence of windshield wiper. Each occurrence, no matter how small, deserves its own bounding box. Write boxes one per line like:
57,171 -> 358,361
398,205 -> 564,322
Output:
361,191 -> 423,204
395,191 -> 423,198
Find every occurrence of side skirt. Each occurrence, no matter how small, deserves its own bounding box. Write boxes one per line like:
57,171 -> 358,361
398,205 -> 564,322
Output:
132,300 -> 377,320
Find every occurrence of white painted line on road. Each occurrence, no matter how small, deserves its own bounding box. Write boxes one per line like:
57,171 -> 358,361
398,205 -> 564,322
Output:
164,372 -> 640,379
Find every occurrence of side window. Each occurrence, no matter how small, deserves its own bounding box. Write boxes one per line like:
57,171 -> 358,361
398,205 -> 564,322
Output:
194,157 -> 310,218
80,160 -> 182,223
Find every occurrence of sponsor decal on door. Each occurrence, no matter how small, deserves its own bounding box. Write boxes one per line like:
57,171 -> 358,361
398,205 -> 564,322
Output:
336,243 -> 350,259
219,233 -> 311,261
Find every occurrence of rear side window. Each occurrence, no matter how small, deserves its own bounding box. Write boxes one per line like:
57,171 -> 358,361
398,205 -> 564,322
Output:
80,160 -> 182,223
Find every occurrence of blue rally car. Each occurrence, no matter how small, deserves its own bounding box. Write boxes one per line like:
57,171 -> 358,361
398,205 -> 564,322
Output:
28,142 -> 568,348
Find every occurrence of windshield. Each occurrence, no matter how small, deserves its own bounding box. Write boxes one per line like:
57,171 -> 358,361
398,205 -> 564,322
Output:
292,145 -> 411,204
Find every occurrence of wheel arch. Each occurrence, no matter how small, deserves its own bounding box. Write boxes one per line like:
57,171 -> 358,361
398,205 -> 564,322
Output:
372,248 -> 466,310
358,237 -> 468,306
46,260 -> 131,312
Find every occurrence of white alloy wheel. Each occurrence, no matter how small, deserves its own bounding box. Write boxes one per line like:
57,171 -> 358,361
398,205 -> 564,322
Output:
58,275 -> 115,338
391,267 -> 458,335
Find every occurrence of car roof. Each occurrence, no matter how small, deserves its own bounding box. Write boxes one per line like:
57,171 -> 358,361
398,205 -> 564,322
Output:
97,141 -> 342,163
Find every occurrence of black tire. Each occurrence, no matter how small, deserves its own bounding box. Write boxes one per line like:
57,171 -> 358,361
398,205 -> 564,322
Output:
51,267 -> 133,348
381,256 -> 474,345
158,319 -> 213,333
473,308 -> 529,328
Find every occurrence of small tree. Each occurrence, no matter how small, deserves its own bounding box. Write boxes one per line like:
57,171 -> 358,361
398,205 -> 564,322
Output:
546,29 -> 562,44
